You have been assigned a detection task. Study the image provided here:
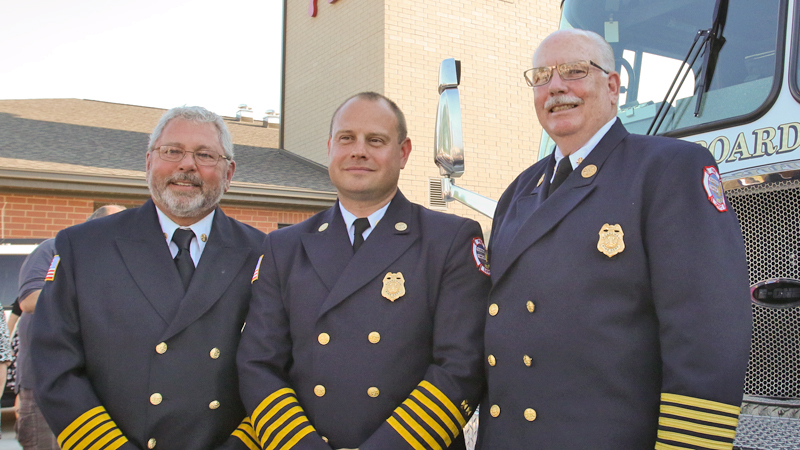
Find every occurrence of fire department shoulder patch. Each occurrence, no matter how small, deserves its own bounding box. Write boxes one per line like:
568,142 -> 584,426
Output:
472,237 -> 490,276
703,166 -> 727,212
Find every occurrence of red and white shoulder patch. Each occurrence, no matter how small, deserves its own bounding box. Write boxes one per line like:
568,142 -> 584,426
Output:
703,166 -> 727,212
472,238 -> 491,276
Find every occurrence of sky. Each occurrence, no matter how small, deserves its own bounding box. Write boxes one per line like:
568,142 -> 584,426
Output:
0,0 -> 283,118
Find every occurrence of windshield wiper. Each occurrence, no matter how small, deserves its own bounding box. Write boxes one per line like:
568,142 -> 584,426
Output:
647,0 -> 729,135
694,0 -> 728,116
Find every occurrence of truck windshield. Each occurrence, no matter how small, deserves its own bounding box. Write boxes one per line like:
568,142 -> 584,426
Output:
539,0 -> 784,158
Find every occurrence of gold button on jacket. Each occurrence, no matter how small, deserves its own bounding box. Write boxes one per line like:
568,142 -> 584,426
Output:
314,385 -> 326,397
524,408 -> 537,421
209,400 -> 220,410
489,303 -> 499,316
147,438 -> 156,449
490,405 -> 501,417
488,355 -> 496,366
368,332 -> 381,344
318,333 -> 330,345
155,343 -> 167,354
150,393 -> 162,405
367,387 -> 380,397
209,348 -> 221,359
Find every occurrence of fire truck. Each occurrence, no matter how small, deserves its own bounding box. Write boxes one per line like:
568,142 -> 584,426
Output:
436,0 -> 800,447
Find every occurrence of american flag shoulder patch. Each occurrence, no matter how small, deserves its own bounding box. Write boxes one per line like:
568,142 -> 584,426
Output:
251,255 -> 263,284
45,255 -> 60,281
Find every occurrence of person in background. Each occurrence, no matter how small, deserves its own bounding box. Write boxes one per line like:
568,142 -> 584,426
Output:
16,204 -> 125,450
0,309 -> 13,439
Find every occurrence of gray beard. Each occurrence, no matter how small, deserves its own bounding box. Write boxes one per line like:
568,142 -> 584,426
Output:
147,171 -> 226,218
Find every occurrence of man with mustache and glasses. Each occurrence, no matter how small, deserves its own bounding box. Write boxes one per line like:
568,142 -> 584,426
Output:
237,92 -> 490,450
31,106 -> 265,450
479,29 -> 752,449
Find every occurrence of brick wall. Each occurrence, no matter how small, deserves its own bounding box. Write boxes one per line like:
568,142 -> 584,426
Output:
0,191 -> 320,239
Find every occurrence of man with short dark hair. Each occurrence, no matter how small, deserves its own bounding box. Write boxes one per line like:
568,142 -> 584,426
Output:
479,29 -> 752,449
32,106 -> 265,450
237,92 -> 490,449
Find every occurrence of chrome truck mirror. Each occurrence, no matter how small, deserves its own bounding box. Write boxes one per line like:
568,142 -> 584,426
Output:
434,58 -> 464,177
434,58 -> 497,218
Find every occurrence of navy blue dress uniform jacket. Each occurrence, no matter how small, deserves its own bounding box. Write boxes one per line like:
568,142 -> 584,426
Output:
31,200 -> 265,450
237,191 -> 491,450
478,120 -> 752,449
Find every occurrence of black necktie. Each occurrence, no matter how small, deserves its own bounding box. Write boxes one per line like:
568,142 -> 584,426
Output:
353,218 -> 371,252
548,157 -> 574,195
172,228 -> 195,291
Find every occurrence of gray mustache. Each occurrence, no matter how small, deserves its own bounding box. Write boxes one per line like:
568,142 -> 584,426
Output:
545,95 -> 584,110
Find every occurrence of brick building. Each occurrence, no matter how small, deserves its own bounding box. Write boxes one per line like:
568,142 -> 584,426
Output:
0,99 -> 337,239
281,0 -> 561,233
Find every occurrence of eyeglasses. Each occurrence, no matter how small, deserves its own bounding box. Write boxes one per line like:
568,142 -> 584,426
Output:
153,146 -> 231,166
524,60 -> 610,87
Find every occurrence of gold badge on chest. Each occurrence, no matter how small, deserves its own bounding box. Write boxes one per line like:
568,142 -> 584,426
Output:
381,272 -> 406,302
597,223 -> 625,257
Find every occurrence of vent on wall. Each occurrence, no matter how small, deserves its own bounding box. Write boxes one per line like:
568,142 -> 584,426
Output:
429,178 -> 447,210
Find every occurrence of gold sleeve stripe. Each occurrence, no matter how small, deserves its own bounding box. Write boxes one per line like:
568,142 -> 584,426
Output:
655,442 -> 696,450
101,435 -> 128,450
661,394 -> 741,416
387,417 -> 426,450
395,407 -> 442,450
233,417 -> 261,450
265,416 -> 310,450
260,406 -> 305,447
404,397 -> 452,446
659,417 -> 737,439
253,388 -> 296,421
419,380 -> 466,428
657,430 -> 734,450
277,425 -> 314,450
58,406 -> 106,446
62,412 -> 114,450
77,421 -> 115,450
255,397 -> 297,438
85,428 -> 125,450
233,430 -> 261,450
660,405 -> 739,427
410,390 -> 459,437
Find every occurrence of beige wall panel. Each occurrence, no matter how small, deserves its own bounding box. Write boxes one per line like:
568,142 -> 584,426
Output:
283,0 -> 385,165
384,0 -> 560,234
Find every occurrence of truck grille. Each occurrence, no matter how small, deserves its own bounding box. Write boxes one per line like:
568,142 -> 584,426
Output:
726,180 -> 800,399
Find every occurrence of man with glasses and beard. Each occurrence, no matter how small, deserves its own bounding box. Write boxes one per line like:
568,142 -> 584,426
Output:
479,29 -> 751,450
31,106 -> 264,450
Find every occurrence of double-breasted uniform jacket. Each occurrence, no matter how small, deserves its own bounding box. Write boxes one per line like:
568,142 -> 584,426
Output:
31,199 -> 265,450
237,191 -> 491,450
478,120 -> 752,449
